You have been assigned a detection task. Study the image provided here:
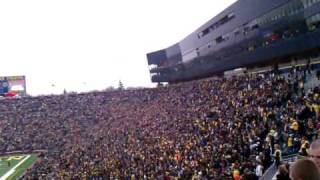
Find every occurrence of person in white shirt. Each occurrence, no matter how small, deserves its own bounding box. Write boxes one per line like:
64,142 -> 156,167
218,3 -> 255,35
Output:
255,161 -> 263,178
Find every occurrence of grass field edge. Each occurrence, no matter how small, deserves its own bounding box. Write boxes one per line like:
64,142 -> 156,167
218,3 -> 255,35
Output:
6,154 -> 38,180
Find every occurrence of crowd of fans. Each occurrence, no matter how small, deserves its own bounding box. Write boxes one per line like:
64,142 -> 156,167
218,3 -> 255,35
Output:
0,67 -> 319,179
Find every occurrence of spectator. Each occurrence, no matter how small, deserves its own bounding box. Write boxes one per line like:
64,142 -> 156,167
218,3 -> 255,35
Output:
310,139 -> 320,168
0,67 -> 317,179
274,144 -> 282,167
290,159 -> 320,180
255,161 -> 263,178
276,164 -> 291,180
299,137 -> 310,156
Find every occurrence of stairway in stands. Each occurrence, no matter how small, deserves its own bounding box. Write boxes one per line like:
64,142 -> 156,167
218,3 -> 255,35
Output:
260,154 -> 300,180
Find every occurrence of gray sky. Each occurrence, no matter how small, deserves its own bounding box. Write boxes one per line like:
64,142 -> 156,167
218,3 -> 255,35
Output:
0,0 -> 236,95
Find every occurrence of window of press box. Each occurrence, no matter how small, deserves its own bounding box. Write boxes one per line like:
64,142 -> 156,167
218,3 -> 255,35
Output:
215,36 -> 224,44
306,13 -> 320,30
197,12 -> 235,39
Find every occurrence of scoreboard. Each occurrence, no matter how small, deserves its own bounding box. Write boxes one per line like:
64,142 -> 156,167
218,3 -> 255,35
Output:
0,76 -> 26,96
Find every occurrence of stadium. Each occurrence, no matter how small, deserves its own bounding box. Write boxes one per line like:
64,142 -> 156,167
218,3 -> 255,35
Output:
1,0 -> 320,179
147,0 -> 320,84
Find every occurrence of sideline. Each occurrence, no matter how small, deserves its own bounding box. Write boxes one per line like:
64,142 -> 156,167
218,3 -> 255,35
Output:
0,155 -> 30,180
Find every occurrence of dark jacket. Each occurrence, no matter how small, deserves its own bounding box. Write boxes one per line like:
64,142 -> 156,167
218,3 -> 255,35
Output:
276,173 -> 291,180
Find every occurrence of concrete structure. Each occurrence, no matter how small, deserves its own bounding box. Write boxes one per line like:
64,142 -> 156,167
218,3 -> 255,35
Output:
147,0 -> 320,83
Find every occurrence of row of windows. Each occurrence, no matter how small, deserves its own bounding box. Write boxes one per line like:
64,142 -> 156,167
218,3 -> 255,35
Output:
194,0 -> 307,55
187,22 -> 320,63
197,13 -> 235,38
257,0 -> 320,26
301,0 -> 320,8
306,13 -> 320,30
197,0 -> 308,41
195,20 -> 260,57
258,0 -> 303,26
223,24 -> 320,60
185,0 -> 320,62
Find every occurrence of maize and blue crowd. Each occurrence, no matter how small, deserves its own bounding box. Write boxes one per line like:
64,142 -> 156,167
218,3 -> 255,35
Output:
0,66 -> 319,179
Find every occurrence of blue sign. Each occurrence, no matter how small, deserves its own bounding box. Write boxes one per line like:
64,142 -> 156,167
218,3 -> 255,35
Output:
0,80 -> 9,95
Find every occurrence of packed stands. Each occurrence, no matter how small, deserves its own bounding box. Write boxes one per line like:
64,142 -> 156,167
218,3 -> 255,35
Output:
0,65 -> 319,179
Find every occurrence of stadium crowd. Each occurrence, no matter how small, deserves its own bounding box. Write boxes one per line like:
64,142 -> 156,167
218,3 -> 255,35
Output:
0,67 -> 319,179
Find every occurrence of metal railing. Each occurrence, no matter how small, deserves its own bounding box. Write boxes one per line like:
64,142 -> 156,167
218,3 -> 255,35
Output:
260,154 -> 305,180
260,162 -> 277,180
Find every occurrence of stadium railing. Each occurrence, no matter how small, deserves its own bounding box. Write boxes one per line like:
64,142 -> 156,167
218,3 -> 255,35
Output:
259,162 -> 277,180
259,154 -> 305,180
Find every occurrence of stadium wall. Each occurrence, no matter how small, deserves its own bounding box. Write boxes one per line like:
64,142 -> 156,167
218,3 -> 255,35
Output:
147,0 -> 320,83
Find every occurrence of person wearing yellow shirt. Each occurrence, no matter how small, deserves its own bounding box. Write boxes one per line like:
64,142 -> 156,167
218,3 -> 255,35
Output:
288,135 -> 294,153
291,119 -> 299,132
299,138 -> 310,156
233,169 -> 241,180
312,103 -> 320,118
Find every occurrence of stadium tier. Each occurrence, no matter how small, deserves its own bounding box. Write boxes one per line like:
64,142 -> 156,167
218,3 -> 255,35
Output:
147,0 -> 320,83
2,0 -> 320,179
1,66 -> 320,179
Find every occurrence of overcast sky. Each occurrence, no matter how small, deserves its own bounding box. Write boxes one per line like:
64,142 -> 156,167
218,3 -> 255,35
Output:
0,0 -> 236,96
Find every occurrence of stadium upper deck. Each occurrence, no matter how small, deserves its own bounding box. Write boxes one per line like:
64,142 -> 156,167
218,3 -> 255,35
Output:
147,0 -> 320,83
